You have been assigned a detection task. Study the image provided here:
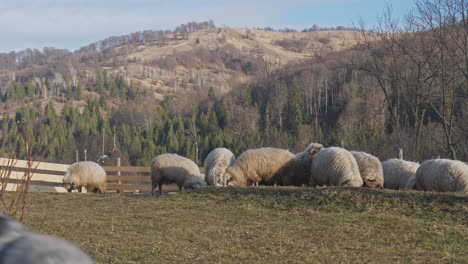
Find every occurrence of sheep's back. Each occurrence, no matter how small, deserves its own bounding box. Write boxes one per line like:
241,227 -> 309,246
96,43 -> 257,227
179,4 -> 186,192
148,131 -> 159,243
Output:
311,147 -> 362,187
351,151 -> 384,187
382,159 -> 419,190
67,161 -> 106,186
151,154 -> 201,184
416,159 -> 468,192
204,148 -> 235,185
236,148 -> 295,183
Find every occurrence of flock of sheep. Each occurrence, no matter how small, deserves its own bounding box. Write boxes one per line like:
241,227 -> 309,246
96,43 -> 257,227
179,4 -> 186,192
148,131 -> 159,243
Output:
62,143 -> 468,195
2,143 -> 466,263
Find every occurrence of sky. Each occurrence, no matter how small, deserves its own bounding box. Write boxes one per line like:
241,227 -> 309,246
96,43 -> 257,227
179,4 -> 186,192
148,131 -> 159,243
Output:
0,0 -> 413,53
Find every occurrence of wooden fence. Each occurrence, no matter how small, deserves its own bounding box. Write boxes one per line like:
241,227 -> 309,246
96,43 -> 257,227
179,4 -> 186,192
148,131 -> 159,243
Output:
0,158 -> 152,193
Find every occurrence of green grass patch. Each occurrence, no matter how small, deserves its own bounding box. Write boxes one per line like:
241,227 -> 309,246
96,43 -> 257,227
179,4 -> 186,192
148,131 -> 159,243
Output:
21,187 -> 468,263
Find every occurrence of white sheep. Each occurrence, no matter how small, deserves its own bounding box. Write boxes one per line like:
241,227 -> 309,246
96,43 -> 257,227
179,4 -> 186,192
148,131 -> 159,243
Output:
416,159 -> 468,193
309,147 -> 363,187
203,148 -> 236,186
225,148 -> 300,187
295,142 -> 324,178
151,153 -> 206,196
382,159 -> 419,190
350,151 -> 384,188
0,214 -> 93,263
63,161 -> 107,193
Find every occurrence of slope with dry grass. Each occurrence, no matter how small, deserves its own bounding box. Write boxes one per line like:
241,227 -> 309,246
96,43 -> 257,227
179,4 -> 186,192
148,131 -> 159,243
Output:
23,187 -> 468,263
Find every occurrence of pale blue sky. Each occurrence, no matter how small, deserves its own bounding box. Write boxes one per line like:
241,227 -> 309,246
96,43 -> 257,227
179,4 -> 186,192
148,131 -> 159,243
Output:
0,0 -> 413,53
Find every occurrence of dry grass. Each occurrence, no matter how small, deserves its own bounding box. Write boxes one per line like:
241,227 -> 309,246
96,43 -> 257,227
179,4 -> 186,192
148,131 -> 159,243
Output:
22,187 -> 468,263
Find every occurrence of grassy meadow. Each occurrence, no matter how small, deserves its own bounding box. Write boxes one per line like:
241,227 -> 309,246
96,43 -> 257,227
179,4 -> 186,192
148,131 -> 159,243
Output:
21,187 -> 468,263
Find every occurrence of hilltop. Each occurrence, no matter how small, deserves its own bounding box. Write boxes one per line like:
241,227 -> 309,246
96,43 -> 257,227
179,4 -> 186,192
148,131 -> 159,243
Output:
0,26 -> 360,116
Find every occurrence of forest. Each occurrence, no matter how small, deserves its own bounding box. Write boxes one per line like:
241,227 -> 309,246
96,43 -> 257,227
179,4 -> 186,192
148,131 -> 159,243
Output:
0,0 -> 467,165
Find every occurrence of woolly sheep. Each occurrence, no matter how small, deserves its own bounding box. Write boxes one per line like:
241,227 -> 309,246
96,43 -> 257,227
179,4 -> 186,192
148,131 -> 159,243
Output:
294,142 -> 324,181
63,161 -> 107,193
225,147 -> 303,187
151,153 -> 206,196
416,159 -> 468,193
382,159 -> 419,190
350,151 -> 384,188
309,147 -> 363,187
0,214 -> 93,264
204,148 -> 236,186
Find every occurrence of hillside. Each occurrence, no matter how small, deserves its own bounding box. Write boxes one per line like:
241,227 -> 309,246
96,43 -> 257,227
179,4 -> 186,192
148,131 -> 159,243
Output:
23,187 -> 468,263
0,26 -> 359,115
91,28 -> 359,101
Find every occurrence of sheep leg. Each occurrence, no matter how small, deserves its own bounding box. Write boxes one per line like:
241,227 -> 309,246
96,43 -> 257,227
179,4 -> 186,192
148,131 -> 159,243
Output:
158,184 -> 163,196
151,181 -> 157,196
78,186 -> 83,193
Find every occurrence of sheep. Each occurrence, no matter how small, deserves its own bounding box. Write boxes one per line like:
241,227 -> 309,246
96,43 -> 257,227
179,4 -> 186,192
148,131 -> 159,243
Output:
225,147 -> 303,187
203,148 -> 236,186
309,147 -> 363,187
294,142 -> 324,181
381,159 -> 419,190
151,153 -> 206,196
0,214 -> 93,263
63,161 -> 107,193
350,151 -> 384,188
416,159 -> 468,193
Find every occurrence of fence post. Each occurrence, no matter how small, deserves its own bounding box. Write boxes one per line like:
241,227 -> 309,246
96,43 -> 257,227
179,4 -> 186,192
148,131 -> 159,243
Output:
75,150 -> 79,162
399,148 -> 403,160
117,157 -> 121,193
84,149 -> 87,161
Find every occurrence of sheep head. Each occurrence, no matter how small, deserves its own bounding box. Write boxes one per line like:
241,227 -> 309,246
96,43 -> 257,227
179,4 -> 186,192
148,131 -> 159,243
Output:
62,171 -> 79,192
305,142 -> 323,159
184,176 -> 207,190
225,166 -> 246,187
363,178 -> 383,189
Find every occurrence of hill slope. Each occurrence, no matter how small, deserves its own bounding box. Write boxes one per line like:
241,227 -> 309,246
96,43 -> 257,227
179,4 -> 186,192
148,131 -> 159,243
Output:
23,187 -> 468,263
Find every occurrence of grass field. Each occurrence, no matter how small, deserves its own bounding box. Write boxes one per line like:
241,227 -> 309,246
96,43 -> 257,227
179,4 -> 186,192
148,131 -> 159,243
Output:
22,187 -> 468,263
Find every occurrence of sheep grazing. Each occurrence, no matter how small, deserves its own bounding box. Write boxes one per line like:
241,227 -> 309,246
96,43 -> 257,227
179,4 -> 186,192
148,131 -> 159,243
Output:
151,153 -> 206,196
382,159 -> 419,190
350,151 -> 384,188
225,147 -> 302,187
309,147 -> 363,187
0,214 -> 93,264
295,143 -> 324,174
63,161 -> 107,193
416,159 -> 468,193
203,148 -> 236,186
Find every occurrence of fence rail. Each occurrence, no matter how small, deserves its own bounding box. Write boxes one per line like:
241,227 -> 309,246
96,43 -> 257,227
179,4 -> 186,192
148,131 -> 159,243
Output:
0,158 -> 159,193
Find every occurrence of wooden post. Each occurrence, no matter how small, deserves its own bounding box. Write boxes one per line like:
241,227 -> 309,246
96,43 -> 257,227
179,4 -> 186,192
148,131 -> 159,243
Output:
113,134 -> 116,148
195,142 -> 199,165
102,129 -> 105,155
117,157 -> 121,193
117,157 -> 121,177
75,150 -> 79,162
84,149 -> 87,161
399,148 -> 403,160
341,139 -> 345,148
